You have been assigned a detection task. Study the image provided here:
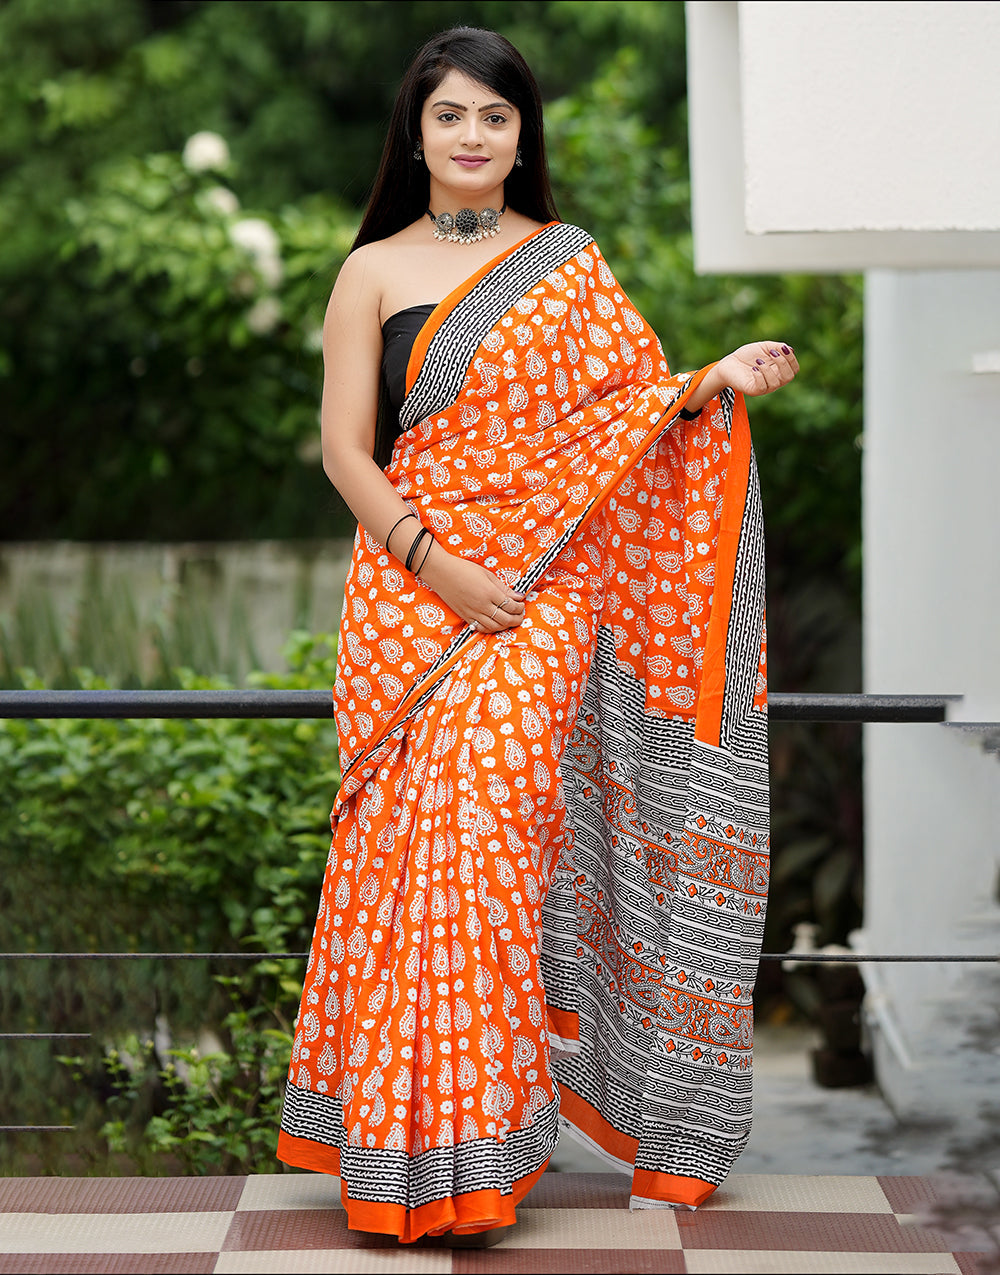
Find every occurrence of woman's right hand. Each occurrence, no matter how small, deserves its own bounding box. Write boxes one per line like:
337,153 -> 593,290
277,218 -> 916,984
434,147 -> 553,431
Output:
417,542 -> 526,633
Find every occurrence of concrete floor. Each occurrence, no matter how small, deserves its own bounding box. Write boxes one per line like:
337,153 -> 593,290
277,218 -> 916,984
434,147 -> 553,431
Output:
550,1025 -> 968,1178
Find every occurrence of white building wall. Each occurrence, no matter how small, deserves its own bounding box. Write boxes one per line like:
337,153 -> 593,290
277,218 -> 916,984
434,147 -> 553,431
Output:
862,270 -> 1000,1116
685,0 -> 1000,1122
686,1 -> 1000,272
740,2 -> 1000,233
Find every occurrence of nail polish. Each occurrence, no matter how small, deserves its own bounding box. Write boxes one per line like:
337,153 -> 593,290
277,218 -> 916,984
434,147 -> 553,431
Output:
769,349 -> 779,356
781,345 -> 790,354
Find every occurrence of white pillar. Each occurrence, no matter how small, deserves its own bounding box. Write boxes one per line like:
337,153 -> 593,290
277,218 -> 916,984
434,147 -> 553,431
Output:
861,269 -> 1000,1117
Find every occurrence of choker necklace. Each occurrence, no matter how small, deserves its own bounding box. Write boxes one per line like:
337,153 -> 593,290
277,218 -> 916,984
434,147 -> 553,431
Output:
426,204 -> 506,245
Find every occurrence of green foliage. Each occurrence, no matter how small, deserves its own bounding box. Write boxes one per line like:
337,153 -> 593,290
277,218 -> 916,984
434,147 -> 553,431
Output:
3,141 -> 355,539
71,977 -> 294,1176
0,633 -> 338,1172
0,658 -> 338,953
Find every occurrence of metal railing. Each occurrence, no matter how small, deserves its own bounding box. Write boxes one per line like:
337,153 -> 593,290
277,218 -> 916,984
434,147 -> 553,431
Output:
0,688 -> 963,721
2,688 -> 995,1135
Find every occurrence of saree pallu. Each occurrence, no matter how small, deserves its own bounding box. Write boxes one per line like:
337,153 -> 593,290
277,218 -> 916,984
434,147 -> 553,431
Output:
277,222 -> 769,1238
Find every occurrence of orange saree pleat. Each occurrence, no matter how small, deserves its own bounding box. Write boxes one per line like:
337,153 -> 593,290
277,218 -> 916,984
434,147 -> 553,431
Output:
278,223 -> 769,1235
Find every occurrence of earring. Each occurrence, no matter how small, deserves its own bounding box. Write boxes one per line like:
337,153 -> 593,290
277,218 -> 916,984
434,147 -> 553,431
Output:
515,147 -> 523,168
413,140 -> 423,161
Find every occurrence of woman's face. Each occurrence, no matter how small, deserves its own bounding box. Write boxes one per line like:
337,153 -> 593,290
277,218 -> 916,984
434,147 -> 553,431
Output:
418,69 -> 521,206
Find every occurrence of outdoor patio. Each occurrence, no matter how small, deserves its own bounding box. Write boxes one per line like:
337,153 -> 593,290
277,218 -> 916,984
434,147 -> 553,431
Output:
0,1167 -> 989,1274
3,1027 -> 996,1275
3,873 -> 997,1275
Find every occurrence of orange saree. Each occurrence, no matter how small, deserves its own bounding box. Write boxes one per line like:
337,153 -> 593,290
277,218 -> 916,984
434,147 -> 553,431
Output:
277,222 -> 769,1237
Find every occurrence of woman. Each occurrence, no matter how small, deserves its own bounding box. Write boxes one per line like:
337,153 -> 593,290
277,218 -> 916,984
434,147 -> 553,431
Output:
277,26 -> 797,1243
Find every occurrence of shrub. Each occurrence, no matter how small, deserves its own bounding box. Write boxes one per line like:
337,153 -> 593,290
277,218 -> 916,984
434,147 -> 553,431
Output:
0,632 -> 338,1173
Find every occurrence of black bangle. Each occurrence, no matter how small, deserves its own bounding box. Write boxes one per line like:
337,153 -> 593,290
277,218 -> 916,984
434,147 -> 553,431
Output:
678,404 -> 700,421
404,526 -> 429,573
385,513 -> 416,558
414,532 -> 435,577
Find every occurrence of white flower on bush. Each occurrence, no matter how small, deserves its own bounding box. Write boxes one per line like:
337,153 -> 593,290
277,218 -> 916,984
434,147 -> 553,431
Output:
229,217 -> 278,258
246,296 -> 282,336
255,253 -> 283,289
204,186 -> 240,216
229,217 -> 283,288
182,130 -> 230,173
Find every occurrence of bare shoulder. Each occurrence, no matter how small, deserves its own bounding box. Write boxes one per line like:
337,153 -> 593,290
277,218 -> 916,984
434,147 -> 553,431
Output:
330,243 -> 378,303
324,244 -> 384,334
330,229 -> 423,315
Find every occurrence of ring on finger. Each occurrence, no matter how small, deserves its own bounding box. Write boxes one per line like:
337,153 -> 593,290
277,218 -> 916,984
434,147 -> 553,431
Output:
490,603 -> 501,620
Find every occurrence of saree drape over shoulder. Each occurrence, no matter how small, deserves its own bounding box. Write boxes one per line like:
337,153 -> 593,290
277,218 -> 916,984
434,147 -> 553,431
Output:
277,222 -> 769,1238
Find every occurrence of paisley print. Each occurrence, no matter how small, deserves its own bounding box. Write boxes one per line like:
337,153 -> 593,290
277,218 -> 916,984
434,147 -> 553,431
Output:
277,224 -> 769,1238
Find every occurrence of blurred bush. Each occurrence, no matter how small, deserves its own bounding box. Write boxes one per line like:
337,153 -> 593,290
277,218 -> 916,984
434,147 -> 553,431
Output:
0,633 -> 338,1173
3,142 -> 355,539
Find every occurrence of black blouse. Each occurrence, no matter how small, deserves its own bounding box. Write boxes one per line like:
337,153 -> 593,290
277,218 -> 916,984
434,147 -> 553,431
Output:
380,304 -> 436,415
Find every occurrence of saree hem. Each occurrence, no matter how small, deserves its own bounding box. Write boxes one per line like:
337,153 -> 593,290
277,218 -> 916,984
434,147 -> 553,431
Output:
357,1160 -> 548,1243
276,1131 -> 547,1242
557,1086 -> 719,1209
276,1128 -> 340,1177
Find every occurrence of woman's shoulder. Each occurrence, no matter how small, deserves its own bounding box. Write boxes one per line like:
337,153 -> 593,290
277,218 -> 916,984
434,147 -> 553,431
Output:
338,224 -> 423,284
332,237 -> 402,302
339,239 -> 384,279
331,226 -> 431,327
324,242 -> 387,330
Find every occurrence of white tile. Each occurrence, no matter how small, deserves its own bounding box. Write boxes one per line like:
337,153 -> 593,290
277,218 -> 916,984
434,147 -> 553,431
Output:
214,1250 -> 452,1274
0,1210 -> 233,1254
504,1206 -> 680,1249
237,1173 -> 344,1211
707,1174 -> 893,1213
685,1251 -> 961,1275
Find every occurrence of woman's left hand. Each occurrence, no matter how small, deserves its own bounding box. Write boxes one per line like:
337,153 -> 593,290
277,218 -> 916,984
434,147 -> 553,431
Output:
714,341 -> 800,398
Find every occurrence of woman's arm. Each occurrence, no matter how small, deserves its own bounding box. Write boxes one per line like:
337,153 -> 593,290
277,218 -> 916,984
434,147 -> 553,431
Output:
320,250 -> 525,633
320,249 -> 412,552
682,341 -> 800,413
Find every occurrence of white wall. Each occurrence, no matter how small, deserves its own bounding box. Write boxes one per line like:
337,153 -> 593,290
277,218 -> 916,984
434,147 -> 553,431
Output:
686,1 -> 1000,272
686,0 -> 1000,1123
863,271 -> 1000,719
740,2 -> 1000,234
861,270 -> 1000,1116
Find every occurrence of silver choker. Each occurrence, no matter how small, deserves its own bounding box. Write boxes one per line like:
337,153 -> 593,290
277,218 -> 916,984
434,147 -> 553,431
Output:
426,204 -> 506,244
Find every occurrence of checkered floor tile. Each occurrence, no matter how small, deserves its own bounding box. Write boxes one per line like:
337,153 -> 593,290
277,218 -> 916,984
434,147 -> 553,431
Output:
0,1171 -> 993,1273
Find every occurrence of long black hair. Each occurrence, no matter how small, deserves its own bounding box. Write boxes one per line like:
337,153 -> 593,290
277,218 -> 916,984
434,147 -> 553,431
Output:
353,27 -> 560,250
